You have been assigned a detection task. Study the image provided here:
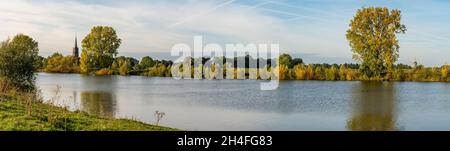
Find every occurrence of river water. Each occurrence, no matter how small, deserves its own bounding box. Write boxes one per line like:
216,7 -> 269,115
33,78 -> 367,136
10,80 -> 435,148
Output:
36,73 -> 450,130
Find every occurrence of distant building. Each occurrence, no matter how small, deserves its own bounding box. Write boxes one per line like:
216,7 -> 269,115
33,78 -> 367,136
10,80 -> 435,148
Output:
73,36 -> 79,58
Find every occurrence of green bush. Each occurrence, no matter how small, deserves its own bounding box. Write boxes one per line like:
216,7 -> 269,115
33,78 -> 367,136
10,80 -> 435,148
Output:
0,34 -> 39,90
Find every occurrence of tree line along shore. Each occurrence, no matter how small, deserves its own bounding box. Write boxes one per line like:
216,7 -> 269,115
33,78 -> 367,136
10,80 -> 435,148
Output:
37,51 -> 450,82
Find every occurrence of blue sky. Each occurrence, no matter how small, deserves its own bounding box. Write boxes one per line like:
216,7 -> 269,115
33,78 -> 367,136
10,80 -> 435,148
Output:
1,0 -> 449,66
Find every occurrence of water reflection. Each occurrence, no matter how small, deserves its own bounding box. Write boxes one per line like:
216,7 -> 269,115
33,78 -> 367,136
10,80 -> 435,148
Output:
80,91 -> 116,118
347,82 -> 398,131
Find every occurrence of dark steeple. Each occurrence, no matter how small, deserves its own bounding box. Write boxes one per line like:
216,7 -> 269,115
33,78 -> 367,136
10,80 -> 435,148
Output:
75,36 -> 77,48
73,36 -> 79,58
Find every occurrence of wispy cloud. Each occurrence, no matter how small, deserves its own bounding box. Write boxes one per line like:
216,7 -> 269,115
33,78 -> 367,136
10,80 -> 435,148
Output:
168,0 -> 239,28
265,0 -> 348,19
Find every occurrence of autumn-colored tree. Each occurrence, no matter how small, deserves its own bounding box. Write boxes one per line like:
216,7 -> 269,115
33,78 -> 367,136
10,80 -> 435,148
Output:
275,64 -> 289,80
441,64 -> 449,81
325,66 -> 338,80
314,66 -> 325,80
346,7 -> 406,79
80,26 -> 121,74
80,50 -> 90,73
338,65 -> 347,80
306,64 -> 315,80
293,64 -> 306,80
44,53 -> 79,73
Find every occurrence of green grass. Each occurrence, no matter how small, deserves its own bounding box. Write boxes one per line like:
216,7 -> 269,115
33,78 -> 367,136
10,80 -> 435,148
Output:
0,95 -> 177,131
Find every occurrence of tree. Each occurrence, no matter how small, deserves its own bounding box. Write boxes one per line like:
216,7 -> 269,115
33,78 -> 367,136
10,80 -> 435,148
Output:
147,63 -> 170,77
314,66 -> 325,80
140,56 -> 155,69
442,64 -> 449,81
346,7 -> 406,78
80,26 -> 121,73
0,34 -> 39,90
80,50 -> 90,73
119,61 -> 130,76
293,64 -> 306,80
44,53 -> 79,73
111,56 -> 139,75
306,64 -> 315,80
276,64 -> 289,80
339,65 -> 347,80
278,53 -> 293,68
34,55 -> 47,70
292,58 -> 303,66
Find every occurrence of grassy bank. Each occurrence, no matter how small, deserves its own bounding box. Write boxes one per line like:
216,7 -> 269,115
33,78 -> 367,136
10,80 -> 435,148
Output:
0,93 -> 177,131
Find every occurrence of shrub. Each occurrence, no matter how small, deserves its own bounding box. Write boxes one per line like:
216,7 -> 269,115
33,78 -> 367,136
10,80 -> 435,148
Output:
95,68 -> 113,76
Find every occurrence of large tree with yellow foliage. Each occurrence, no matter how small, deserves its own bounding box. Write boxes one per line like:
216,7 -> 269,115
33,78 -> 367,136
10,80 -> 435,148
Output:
80,26 -> 121,74
346,7 -> 406,79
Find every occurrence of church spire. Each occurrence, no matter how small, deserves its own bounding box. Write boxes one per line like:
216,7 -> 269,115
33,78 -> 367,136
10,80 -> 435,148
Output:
73,36 -> 79,58
75,36 -> 78,49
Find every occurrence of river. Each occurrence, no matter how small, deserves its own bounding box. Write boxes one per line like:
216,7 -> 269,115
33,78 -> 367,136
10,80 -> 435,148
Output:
36,73 -> 450,130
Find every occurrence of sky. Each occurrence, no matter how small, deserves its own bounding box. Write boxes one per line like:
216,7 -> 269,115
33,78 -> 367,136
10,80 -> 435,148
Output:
0,0 -> 450,66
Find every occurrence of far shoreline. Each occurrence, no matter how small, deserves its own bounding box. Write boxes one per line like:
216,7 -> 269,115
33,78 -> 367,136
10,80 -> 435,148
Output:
36,71 -> 450,83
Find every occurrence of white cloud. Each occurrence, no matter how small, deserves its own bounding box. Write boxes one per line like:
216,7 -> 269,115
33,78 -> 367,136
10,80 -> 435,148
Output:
0,0 -> 349,57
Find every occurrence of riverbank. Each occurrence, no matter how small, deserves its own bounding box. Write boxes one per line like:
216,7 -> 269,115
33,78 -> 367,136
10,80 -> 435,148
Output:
0,93 -> 177,131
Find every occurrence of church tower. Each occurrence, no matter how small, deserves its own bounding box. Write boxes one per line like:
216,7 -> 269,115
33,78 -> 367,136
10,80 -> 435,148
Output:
73,36 -> 79,58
